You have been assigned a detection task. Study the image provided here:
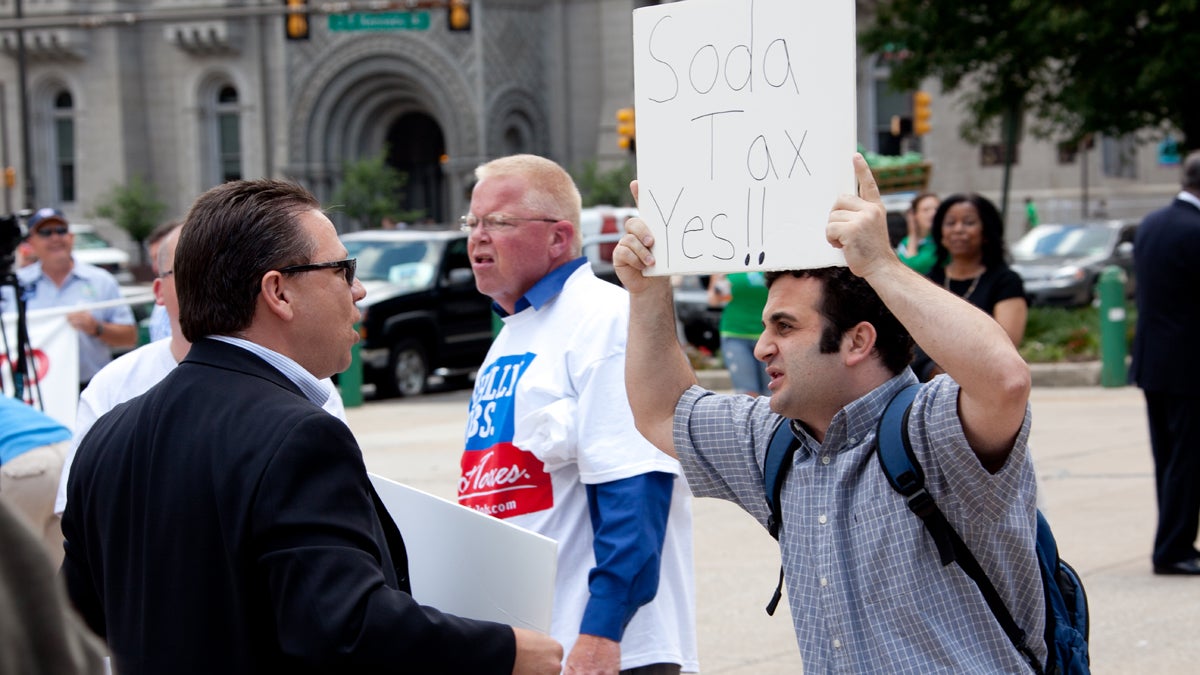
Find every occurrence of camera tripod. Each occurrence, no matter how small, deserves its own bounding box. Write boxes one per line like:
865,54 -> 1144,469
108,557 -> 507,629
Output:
1,215 -> 43,407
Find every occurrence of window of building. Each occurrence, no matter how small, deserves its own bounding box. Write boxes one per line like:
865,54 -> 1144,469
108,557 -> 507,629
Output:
215,85 -> 242,182
868,54 -> 912,156
1101,135 -> 1137,179
53,90 -> 76,203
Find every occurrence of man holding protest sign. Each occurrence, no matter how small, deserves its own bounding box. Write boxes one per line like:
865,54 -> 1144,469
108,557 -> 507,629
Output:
613,154 -> 1046,672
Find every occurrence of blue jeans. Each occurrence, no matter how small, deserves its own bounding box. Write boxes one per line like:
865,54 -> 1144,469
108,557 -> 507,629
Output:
721,335 -> 769,396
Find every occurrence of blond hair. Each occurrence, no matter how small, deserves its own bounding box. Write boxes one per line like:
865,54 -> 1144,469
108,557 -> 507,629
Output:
475,154 -> 583,255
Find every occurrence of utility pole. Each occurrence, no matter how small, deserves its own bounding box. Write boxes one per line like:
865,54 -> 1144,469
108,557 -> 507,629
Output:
14,0 -> 34,210
1,83 -> 10,213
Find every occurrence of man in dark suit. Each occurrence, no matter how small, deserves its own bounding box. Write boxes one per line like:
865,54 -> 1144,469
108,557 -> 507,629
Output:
1131,149 -> 1200,576
60,179 -> 562,674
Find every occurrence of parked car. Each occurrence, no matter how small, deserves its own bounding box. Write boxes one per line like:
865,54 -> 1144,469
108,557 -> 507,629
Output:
1010,220 -> 1137,307
579,205 -> 637,285
342,227 -> 494,397
70,224 -> 134,284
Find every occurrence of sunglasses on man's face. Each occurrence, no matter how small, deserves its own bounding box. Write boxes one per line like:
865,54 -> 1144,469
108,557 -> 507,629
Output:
34,226 -> 70,238
277,258 -> 357,286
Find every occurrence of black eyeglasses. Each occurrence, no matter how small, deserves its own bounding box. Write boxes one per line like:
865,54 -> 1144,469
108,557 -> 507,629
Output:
277,258 -> 357,286
34,226 -> 70,238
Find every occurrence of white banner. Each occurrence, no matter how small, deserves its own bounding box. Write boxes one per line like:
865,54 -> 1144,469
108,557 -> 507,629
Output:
2,293 -> 152,429
632,0 -> 857,275
1,311 -> 78,427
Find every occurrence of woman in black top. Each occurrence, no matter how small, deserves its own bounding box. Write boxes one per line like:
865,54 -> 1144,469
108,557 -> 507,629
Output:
917,193 -> 1027,380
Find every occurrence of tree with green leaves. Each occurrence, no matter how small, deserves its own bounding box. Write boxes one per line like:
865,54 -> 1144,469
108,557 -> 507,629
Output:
94,176 -> 167,266
331,149 -> 423,229
861,0 -> 1199,221
1041,1 -> 1200,154
572,159 -> 636,207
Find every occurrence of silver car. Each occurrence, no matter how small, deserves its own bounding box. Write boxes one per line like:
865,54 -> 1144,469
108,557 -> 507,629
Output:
1010,220 -> 1137,307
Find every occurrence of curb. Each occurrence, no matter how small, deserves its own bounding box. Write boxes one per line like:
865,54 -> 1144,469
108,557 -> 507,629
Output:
695,361 -> 1107,391
1029,361 -> 1103,387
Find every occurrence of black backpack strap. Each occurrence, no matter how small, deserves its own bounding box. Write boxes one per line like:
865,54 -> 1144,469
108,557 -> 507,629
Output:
763,416 -> 800,616
875,383 -> 1045,674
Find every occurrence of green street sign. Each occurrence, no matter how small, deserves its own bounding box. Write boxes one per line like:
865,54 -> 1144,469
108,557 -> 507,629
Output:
328,12 -> 431,32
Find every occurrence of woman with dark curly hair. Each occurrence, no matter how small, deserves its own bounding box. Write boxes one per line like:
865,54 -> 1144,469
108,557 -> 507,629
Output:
915,193 -> 1027,380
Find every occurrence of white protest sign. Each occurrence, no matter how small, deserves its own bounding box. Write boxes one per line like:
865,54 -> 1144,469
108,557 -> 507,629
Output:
369,473 -> 557,633
2,310 -> 78,426
3,293 -> 152,428
632,0 -> 857,274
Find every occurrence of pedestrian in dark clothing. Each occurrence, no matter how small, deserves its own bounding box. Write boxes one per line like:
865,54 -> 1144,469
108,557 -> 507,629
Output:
1130,149 -> 1200,576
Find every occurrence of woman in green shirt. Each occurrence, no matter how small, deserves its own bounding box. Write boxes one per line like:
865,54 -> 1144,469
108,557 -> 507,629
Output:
707,271 -> 770,396
896,192 -> 940,274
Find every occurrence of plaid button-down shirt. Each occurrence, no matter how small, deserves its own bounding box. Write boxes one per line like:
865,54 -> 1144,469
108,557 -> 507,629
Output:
674,371 -> 1045,673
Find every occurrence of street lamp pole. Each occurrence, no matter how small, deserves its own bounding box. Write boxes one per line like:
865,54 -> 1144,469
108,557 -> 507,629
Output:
14,0 -> 35,210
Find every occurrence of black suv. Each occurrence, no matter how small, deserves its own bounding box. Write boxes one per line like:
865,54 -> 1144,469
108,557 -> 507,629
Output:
342,228 -> 494,397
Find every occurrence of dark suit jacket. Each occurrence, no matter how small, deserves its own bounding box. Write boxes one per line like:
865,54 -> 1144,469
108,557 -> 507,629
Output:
1130,196 -> 1200,394
62,339 -> 515,674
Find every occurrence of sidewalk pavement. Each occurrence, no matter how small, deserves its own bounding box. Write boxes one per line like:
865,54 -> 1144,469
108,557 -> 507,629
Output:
348,379 -> 1199,674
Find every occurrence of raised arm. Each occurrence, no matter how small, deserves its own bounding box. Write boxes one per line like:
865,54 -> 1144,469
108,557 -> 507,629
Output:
612,181 -> 697,458
827,155 -> 1031,470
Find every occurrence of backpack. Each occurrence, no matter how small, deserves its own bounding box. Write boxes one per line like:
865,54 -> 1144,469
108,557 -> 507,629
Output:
763,383 -> 1091,675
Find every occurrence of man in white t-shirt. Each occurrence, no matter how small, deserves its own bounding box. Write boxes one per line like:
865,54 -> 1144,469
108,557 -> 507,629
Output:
55,224 -> 347,516
458,154 -> 698,674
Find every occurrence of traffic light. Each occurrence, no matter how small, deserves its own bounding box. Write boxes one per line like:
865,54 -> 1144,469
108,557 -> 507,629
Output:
4,167 -> 14,189
448,0 -> 472,32
615,107 -> 636,152
284,0 -> 310,41
913,90 -> 932,136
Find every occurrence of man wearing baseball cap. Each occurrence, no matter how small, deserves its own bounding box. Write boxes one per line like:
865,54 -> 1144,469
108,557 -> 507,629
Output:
5,208 -> 137,389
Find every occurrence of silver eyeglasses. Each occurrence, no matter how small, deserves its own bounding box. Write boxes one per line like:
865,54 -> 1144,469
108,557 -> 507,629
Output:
459,213 -> 560,234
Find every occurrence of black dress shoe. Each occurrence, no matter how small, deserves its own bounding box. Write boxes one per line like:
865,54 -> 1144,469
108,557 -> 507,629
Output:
1153,558 -> 1200,575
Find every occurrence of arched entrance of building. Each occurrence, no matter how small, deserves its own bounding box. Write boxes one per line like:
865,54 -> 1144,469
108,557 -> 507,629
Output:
386,112 -> 446,224
286,37 -> 482,231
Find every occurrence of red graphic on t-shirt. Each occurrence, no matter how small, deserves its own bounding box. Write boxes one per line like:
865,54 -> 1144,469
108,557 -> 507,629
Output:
458,442 -> 552,518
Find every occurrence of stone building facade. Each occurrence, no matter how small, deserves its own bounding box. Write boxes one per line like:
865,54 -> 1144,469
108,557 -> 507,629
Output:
0,0 -> 1182,252
0,0 -> 647,237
